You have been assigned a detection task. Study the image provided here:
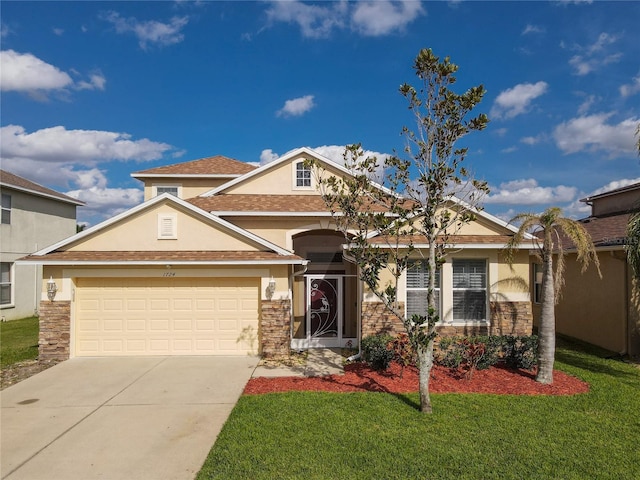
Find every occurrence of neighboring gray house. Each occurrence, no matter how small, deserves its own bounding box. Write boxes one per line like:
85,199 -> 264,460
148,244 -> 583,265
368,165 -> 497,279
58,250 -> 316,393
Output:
1,170 -> 84,321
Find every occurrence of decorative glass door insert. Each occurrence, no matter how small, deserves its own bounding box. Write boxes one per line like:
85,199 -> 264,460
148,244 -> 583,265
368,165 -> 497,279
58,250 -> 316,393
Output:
307,276 -> 342,347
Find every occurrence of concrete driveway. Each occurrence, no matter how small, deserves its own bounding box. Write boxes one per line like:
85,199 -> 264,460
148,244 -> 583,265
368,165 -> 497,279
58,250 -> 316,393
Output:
1,356 -> 258,480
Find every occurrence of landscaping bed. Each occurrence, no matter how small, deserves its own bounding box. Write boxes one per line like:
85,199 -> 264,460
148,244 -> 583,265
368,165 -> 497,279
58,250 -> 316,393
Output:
245,361 -> 589,396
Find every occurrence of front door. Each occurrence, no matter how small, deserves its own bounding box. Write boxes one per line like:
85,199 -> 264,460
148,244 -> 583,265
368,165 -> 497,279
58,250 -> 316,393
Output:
307,275 -> 342,348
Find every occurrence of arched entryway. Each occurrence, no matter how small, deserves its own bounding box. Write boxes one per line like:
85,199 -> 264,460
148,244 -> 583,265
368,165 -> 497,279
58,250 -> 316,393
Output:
290,230 -> 359,349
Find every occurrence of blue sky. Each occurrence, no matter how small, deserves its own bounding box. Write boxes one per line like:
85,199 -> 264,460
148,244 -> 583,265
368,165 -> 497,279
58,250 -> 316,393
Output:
1,0 -> 639,226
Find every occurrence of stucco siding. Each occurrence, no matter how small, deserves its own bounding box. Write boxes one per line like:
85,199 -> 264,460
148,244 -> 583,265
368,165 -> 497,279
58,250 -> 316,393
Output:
554,251 -> 627,354
66,202 -> 261,252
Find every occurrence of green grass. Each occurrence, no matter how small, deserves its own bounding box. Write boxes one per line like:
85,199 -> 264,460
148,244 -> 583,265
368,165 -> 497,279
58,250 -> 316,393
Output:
0,316 -> 39,367
197,341 -> 640,480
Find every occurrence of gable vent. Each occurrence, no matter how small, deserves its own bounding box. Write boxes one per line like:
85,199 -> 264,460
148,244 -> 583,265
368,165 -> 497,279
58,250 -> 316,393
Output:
158,214 -> 177,239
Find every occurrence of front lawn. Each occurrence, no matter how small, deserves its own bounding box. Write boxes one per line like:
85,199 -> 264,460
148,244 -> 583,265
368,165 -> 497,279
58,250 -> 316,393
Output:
0,316 -> 39,367
197,341 -> 640,480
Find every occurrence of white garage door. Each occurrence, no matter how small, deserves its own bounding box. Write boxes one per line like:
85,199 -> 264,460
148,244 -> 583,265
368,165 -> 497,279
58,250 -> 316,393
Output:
75,277 -> 259,356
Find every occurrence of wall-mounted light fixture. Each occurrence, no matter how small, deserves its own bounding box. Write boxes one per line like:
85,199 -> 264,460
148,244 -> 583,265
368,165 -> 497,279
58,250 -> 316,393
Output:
47,276 -> 57,302
266,276 -> 276,300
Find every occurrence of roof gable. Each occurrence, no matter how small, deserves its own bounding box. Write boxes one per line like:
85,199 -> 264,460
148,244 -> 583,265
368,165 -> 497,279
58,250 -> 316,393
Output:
33,194 -> 292,256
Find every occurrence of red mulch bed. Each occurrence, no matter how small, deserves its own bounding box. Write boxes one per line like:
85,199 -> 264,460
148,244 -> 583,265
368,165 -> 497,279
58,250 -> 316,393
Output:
244,362 -> 589,396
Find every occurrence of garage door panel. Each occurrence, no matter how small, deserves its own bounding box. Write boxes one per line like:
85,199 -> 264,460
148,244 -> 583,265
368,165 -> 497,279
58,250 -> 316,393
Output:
75,277 -> 259,356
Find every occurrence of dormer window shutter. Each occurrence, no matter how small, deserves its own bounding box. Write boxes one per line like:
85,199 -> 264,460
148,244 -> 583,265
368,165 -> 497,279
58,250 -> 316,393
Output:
158,214 -> 177,239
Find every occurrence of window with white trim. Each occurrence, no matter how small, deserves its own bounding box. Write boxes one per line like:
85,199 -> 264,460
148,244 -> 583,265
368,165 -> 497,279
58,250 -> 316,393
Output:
1,263 -> 12,306
295,161 -> 312,188
1,194 -> 11,224
406,260 -> 441,321
157,214 -> 177,239
452,259 -> 487,322
153,186 -> 180,197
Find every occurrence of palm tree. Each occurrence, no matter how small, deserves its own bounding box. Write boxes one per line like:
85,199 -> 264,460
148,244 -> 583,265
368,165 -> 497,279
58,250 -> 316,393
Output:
628,211 -> 640,280
504,207 -> 600,384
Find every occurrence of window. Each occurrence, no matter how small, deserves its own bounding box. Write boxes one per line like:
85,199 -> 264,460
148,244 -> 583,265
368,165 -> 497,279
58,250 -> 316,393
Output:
406,260 -> 441,321
1,193 -> 11,224
1,263 -> 12,306
155,186 -> 179,197
157,214 -> 177,239
295,161 -> 312,188
533,263 -> 543,304
452,259 -> 487,322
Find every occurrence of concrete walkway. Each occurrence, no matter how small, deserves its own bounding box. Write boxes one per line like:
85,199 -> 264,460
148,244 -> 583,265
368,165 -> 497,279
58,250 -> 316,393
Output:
252,348 -> 345,378
1,356 -> 258,480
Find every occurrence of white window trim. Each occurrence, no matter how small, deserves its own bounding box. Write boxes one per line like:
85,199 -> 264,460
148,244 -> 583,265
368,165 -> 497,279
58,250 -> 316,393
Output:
451,258 -> 488,323
405,260 -> 442,322
292,161 -> 313,190
157,213 -> 178,240
533,263 -> 543,304
1,193 -> 11,225
0,262 -> 14,309
152,184 -> 182,198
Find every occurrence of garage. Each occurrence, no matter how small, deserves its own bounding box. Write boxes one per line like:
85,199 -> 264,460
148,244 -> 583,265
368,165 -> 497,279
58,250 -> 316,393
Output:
74,277 -> 260,356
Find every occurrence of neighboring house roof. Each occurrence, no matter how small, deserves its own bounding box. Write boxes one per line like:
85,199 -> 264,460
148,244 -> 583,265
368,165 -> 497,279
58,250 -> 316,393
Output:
187,194 -> 391,215
20,250 -> 304,265
579,213 -> 630,248
580,182 -> 640,203
0,169 -> 85,206
131,155 -> 256,178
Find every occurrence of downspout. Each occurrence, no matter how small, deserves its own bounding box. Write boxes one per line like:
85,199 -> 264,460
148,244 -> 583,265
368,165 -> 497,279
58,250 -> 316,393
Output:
289,261 -> 309,350
342,245 -> 362,362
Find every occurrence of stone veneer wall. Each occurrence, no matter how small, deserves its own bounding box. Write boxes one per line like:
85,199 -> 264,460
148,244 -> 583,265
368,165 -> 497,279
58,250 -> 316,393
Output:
39,300 -> 71,361
362,301 -> 533,338
261,299 -> 291,357
361,302 -> 405,338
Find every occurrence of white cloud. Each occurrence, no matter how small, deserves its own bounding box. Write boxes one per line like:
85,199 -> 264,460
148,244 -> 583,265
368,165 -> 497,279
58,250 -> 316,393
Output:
0,50 -> 73,92
264,1 -> 346,39
484,178 -> 577,205
0,125 -> 173,165
351,1 -> 425,36
552,113 -> 638,156
501,146 -> 518,153
577,94 -> 597,115
76,72 -> 106,91
66,185 -> 144,220
264,0 -> 424,38
620,75 -> 640,97
1,23 -> 10,38
493,127 -> 508,137
53,28 -> 64,36
101,11 -> 189,49
586,177 -> 640,197
490,81 -> 548,119
276,95 -> 316,117
520,135 -> 542,146
567,32 -> 622,76
260,149 -> 280,165
0,50 -> 106,97
521,24 -> 544,35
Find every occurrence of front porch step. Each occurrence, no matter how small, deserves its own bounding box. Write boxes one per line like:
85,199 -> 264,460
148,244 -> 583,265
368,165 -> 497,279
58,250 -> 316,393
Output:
252,348 -> 344,378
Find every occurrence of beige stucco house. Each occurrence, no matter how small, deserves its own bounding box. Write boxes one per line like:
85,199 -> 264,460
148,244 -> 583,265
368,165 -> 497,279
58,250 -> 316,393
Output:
22,148 -> 535,360
533,182 -> 639,356
1,170 -> 84,321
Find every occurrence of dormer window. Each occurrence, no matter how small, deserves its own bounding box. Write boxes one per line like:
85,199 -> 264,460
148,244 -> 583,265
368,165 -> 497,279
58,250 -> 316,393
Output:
295,161 -> 312,188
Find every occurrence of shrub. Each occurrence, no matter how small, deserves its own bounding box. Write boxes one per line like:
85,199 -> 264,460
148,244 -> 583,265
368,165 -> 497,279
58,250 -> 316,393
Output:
436,334 -> 538,372
388,333 -> 415,378
504,335 -> 538,370
361,334 -> 394,370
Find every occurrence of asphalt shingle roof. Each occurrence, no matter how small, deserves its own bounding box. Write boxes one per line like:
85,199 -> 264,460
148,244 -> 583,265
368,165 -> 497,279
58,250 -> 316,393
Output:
0,170 -> 84,205
21,250 -> 303,263
132,156 -> 256,176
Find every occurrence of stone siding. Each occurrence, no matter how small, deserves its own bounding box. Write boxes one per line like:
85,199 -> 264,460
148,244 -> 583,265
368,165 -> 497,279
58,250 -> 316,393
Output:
261,299 -> 292,357
39,301 -> 71,361
361,300 -> 533,338
361,302 -> 405,338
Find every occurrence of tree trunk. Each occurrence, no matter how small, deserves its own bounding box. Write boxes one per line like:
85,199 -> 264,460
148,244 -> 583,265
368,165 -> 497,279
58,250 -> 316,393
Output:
417,339 -> 435,413
537,253 -> 556,384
